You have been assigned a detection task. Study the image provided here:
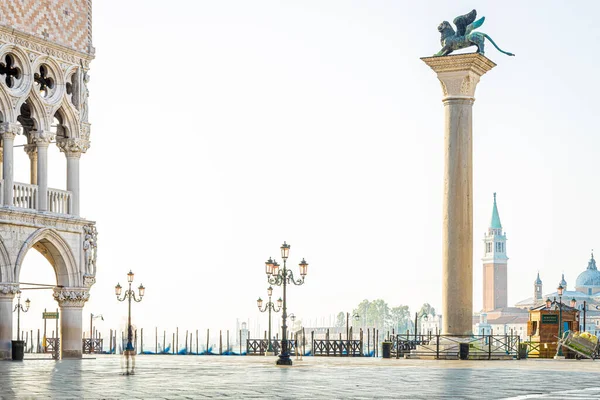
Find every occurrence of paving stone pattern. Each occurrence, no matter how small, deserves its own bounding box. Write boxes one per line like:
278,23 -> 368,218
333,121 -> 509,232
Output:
1,355 -> 600,399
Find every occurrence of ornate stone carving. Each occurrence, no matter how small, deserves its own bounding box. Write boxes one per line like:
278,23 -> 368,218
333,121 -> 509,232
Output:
53,287 -> 90,308
422,54 -> 494,99
80,123 -> 91,141
0,122 -> 21,139
81,72 -> 90,122
31,130 -> 55,145
82,225 -> 97,276
23,144 -> 37,159
57,138 -> 90,155
83,275 -> 96,288
0,27 -> 93,66
0,283 -> 19,298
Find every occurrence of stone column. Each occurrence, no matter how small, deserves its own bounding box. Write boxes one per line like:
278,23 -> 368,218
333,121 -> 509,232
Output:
0,148 -> 3,181
57,138 -> 89,216
0,284 -> 18,359
0,123 -> 20,207
54,287 -> 89,358
421,54 -> 495,336
24,144 -> 38,185
32,131 -> 54,212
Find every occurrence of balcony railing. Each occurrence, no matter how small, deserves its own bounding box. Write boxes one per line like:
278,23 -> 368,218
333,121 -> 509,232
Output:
48,188 -> 72,214
0,181 -> 72,215
13,182 -> 38,209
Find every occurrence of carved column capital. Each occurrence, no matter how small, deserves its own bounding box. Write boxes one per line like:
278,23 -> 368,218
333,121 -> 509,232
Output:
421,53 -> 496,100
57,138 -> 90,157
24,144 -> 37,159
53,287 -> 90,308
31,130 -> 55,146
0,122 -> 21,140
0,283 -> 19,299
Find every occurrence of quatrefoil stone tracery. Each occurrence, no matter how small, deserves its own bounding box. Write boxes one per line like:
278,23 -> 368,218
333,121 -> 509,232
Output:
0,54 -> 22,88
34,64 -> 55,98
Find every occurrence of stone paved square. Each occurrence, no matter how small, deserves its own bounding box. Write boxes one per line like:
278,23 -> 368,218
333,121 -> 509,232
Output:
2,356 -> 600,399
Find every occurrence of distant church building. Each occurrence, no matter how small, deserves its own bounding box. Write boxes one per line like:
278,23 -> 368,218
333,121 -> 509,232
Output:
482,193 -> 508,312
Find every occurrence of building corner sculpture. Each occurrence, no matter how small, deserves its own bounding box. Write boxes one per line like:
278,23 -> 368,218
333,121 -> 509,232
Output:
434,9 -> 515,57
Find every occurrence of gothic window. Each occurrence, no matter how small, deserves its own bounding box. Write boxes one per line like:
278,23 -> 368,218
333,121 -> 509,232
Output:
0,54 -> 22,88
34,65 -> 55,98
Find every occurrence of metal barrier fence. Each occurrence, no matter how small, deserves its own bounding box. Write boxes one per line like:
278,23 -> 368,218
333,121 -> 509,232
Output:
246,339 -> 297,356
393,334 -> 521,360
82,338 -> 104,354
312,339 -> 363,356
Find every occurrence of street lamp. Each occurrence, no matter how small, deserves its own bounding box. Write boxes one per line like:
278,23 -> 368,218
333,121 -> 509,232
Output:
346,312 -> 359,340
115,270 -> 145,357
555,284 -> 564,358
13,291 -> 30,341
257,286 -> 282,353
265,241 -> 309,366
90,313 -> 104,354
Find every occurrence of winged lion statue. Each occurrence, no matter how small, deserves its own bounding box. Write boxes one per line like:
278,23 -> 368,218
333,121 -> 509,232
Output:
434,10 -> 514,57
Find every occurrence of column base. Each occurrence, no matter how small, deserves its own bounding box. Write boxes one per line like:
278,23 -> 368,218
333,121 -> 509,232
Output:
62,349 -> 82,359
276,355 -> 293,366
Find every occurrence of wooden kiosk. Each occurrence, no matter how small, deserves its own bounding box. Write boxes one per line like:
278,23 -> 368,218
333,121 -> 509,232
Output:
527,298 -> 579,358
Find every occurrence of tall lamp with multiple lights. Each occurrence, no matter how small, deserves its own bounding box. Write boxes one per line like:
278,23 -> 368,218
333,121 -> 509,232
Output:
115,270 -> 145,353
265,241 -> 308,366
13,291 -> 30,341
257,286 -> 282,353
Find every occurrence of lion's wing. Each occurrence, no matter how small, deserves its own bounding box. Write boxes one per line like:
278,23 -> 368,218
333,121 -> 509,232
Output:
465,17 -> 485,36
453,9 -> 477,36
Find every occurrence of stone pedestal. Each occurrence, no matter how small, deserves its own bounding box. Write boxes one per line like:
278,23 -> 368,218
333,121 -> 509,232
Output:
421,53 -> 496,336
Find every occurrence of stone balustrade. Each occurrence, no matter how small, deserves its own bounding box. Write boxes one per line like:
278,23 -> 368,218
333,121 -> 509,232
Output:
0,180 -> 73,215
13,182 -> 37,210
48,188 -> 72,215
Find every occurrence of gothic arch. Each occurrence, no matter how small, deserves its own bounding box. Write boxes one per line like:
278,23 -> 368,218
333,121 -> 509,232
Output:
55,102 -> 79,139
14,228 -> 79,287
0,235 -> 12,282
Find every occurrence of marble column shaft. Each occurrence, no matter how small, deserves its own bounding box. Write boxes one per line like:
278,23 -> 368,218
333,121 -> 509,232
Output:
0,287 -> 16,360
421,54 -> 495,336
1,123 -> 19,207
60,305 -> 83,358
66,153 -> 81,216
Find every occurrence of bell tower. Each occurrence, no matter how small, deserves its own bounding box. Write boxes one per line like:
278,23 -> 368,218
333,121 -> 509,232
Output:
534,272 -> 543,303
482,193 -> 508,311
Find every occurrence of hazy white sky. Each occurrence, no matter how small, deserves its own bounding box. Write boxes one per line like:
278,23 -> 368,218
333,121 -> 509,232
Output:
15,1 -> 600,343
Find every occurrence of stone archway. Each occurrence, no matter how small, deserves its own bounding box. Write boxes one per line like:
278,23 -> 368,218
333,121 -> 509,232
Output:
0,228 -> 90,359
14,228 -> 79,287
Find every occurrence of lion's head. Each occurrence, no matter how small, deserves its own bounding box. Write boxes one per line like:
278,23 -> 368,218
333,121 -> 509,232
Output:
437,21 -> 452,33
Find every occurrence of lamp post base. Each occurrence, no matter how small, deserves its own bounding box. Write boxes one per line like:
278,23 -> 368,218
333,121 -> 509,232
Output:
276,354 -> 293,366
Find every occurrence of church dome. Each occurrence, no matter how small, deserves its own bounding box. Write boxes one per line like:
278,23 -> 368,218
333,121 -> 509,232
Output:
576,253 -> 600,287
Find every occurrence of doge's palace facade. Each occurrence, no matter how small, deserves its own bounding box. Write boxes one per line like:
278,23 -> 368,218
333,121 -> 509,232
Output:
0,0 -> 96,359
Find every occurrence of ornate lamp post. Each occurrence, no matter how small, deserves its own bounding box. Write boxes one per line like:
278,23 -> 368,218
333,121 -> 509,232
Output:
257,286 -> 282,353
89,313 -> 103,353
555,284 -> 564,358
13,291 -> 30,341
346,312 -> 359,340
115,270 -> 145,354
265,241 -> 309,366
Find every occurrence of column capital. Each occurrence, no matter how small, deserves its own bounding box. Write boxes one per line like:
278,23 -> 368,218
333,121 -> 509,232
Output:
57,138 -> 90,157
23,144 -> 37,158
53,287 -> 90,308
0,283 -> 19,299
31,130 -> 55,146
0,122 -> 20,140
421,53 -> 496,99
